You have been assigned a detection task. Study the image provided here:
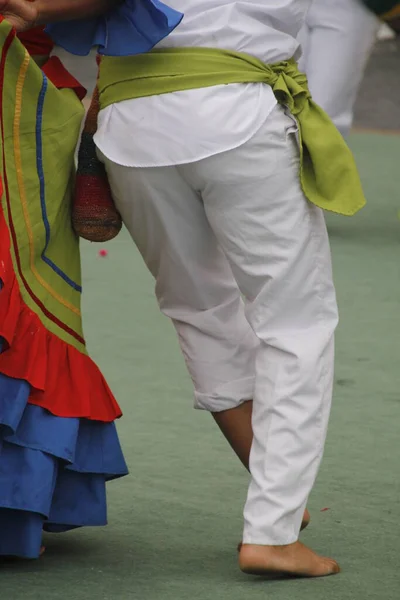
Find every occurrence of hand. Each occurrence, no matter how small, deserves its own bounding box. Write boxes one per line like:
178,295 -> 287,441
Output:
0,0 -> 38,32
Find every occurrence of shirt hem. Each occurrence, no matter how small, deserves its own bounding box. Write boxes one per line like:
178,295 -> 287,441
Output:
94,99 -> 277,169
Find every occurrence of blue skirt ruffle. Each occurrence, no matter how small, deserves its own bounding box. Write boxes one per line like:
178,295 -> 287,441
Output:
0,360 -> 128,558
46,0 -> 183,57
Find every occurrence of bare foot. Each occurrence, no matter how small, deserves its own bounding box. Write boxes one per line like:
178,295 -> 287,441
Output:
239,541 -> 340,578
237,509 -> 311,553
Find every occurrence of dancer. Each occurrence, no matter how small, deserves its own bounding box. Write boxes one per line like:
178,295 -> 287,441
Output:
0,16 -> 129,558
0,0 -> 185,559
6,0 -> 367,577
299,0 -> 400,136
298,0 -> 380,136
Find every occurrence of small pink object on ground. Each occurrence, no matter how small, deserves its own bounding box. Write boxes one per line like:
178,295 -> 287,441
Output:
98,249 -> 108,257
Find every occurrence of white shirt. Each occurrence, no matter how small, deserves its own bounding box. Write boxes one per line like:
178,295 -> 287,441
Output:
94,0 -> 312,167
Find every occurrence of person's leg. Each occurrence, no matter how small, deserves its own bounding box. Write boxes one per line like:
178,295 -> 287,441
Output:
300,0 -> 379,135
214,400 -> 311,534
184,104 -> 339,576
99,153 -> 259,418
100,153 -> 313,542
212,401 -> 253,470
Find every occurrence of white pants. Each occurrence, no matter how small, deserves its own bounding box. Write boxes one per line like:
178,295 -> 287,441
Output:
299,0 -> 379,136
100,105 -> 339,544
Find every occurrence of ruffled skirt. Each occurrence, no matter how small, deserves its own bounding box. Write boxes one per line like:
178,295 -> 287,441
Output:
0,340 -> 128,558
0,366 -> 128,558
0,19 -> 128,559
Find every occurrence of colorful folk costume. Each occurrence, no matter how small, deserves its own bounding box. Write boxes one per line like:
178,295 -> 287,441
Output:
48,0 -> 368,565
299,0 -> 400,137
0,20 -> 130,559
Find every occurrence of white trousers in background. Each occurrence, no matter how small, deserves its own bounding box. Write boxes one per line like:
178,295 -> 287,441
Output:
299,0 -> 379,136
100,105 -> 339,545
51,46 -> 97,97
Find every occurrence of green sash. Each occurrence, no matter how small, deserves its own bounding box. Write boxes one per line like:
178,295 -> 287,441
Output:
98,48 -> 366,216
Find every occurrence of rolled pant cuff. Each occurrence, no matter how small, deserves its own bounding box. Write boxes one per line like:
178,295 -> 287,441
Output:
193,376 -> 255,412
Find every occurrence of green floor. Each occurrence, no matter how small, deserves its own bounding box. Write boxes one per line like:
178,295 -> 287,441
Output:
2,133 -> 399,599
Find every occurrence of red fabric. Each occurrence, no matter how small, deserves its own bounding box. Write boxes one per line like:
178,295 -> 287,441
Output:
0,19 -> 113,421
0,207 -> 122,422
42,56 -> 87,101
17,25 -> 86,100
18,26 -> 54,56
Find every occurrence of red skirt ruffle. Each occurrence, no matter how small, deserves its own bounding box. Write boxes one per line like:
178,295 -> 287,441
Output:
0,200 -> 122,423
